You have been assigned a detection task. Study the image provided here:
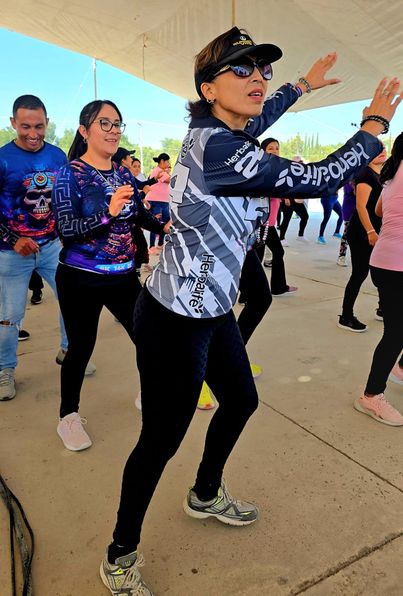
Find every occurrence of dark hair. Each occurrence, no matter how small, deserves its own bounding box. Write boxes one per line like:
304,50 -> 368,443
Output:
380,133 -> 403,185
261,137 -> 279,151
132,157 -> 141,164
187,28 -> 250,119
152,152 -> 170,163
68,100 -> 123,161
12,95 -> 47,118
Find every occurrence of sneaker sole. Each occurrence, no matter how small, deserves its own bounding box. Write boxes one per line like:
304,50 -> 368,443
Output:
183,499 -> 257,526
57,429 -> 92,451
0,390 -> 16,401
337,323 -> 367,333
389,373 -> 403,386
99,563 -> 112,593
353,399 -> 403,427
374,315 -> 383,321
55,357 -> 96,376
336,262 -> 348,267
197,402 -> 215,410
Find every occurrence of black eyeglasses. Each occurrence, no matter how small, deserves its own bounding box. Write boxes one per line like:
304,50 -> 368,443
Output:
213,58 -> 273,81
94,118 -> 126,133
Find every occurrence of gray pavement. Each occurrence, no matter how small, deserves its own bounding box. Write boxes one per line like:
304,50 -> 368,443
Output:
1,213 -> 403,596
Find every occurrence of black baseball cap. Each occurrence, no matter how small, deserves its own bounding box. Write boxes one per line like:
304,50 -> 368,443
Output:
195,27 -> 283,98
113,147 -> 135,164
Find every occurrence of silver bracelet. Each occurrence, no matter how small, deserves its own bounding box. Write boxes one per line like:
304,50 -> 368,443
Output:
298,77 -> 312,93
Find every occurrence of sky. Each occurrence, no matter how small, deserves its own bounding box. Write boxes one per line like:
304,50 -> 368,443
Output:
1,28 -> 402,150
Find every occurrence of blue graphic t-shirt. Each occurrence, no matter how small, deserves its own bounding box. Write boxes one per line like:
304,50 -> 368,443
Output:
52,159 -> 165,275
0,141 -> 67,249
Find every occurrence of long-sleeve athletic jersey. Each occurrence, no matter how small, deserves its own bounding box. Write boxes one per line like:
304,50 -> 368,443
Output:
147,84 -> 383,318
52,159 -> 165,275
0,140 -> 67,249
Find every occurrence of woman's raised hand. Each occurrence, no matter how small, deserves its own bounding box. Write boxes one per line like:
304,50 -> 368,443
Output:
108,185 -> 134,217
361,78 -> 403,135
302,52 -> 341,90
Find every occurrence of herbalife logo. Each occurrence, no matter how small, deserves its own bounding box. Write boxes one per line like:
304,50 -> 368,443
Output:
274,143 -> 370,188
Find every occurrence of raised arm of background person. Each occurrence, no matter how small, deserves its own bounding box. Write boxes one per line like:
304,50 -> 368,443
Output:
203,128 -> 382,199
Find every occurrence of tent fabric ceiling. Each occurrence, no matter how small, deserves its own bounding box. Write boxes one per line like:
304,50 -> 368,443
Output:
2,0 -> 403,111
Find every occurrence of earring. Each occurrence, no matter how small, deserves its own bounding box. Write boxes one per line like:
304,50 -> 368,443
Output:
83,138 -> 88,144
207,98 -> 215,105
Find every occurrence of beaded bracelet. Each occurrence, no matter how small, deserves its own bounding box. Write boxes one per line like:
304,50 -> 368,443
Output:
360,115 -> 390,134
298,77 -> 312,93
366,229 -> 375,235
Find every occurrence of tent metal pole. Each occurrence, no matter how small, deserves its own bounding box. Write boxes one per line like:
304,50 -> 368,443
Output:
231,0 -> 236,26
93,58 -> 98,100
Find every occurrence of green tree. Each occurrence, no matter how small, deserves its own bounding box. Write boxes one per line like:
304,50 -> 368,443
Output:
45,121 -> 58,145
0,126 -> 16,146
58,128 -> 75,156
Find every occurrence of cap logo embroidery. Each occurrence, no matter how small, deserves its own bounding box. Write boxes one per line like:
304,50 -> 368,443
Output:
233,39 -> 253,46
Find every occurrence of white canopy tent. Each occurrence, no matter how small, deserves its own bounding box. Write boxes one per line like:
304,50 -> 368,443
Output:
1,0 -> 403,110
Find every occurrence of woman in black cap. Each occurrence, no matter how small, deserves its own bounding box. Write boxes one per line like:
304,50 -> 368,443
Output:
101,26 -> 402,595
146,152 -> 171,253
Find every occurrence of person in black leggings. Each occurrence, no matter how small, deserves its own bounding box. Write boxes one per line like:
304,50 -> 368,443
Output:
101,26 -> 399,596
338,148 -> 387,332
52,99 -> 169,452
278,198 -> 309,244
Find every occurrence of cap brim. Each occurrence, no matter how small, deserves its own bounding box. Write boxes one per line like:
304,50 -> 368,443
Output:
215,43 -> 283,69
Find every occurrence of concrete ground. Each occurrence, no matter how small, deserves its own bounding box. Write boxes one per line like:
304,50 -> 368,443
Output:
1,212 -> 403,596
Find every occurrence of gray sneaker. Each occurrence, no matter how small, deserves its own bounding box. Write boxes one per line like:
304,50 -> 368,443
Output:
55,349 -> 96,376
100,550 -> 153,595
0,368 -> 16,401
183,479 -> 258,526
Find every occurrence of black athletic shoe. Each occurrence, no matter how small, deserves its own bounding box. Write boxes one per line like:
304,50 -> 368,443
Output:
18,329 -> 30,341
375,308 -> 383,321
337,315 -> 367,333
30,290 -> 43,305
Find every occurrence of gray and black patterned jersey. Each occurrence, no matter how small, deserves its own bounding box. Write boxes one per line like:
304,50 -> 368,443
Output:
147,84 -> 383,319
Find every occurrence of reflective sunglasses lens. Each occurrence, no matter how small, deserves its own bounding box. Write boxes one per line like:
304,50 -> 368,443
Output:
259,62 -> 273,80
231,63 -> 254,78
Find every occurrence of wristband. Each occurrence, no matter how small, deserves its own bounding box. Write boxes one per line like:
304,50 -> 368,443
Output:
360,115 -> 390,134
298,77 -> 312,93
366,229 -> 375,235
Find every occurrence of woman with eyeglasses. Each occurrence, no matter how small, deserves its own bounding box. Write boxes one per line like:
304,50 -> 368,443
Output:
101,27 -> 402,595
52,100 -> 170,452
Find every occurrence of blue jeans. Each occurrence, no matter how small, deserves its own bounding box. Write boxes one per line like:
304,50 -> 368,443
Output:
319,196 -> 343,236
0,238 -> 68,370
148,201 -> 170,247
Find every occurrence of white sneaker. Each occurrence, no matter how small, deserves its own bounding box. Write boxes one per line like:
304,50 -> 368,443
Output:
56,349 -> 96,376
135,390 -> 142,411
296,236 -> 309,243
0,368 -> 16,401
389,364 -> 403,386
280,239 -> 289,247
337,256 -> 348,267
57,412 -> 92,451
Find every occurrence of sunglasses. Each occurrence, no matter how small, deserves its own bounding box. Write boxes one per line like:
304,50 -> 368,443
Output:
213,58 -> 273,81
94,118 -> 126,133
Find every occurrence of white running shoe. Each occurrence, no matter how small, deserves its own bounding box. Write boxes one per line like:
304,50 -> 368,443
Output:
57,412 -> 92,451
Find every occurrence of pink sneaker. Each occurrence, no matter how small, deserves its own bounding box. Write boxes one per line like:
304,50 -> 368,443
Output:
354,393 -> 403,426
57,412 -> 92,451
389,364 -> 403,386
272,286 -> 298,297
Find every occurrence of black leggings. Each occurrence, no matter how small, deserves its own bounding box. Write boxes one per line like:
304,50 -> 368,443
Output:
238,249 -> 272,344
112,287 -> 259,550
56,264 -> 141,418
341,235 -> 374,318
365,267 -> 403,394
279,202 -> 309,240
256,226 -> 289,295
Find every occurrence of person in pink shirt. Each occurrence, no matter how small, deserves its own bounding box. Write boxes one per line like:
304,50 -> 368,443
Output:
146,152 -> 171,253
354,133 -> 403,426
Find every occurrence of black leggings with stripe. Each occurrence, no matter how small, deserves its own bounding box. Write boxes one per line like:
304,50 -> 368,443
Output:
112,287 -> 259,549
